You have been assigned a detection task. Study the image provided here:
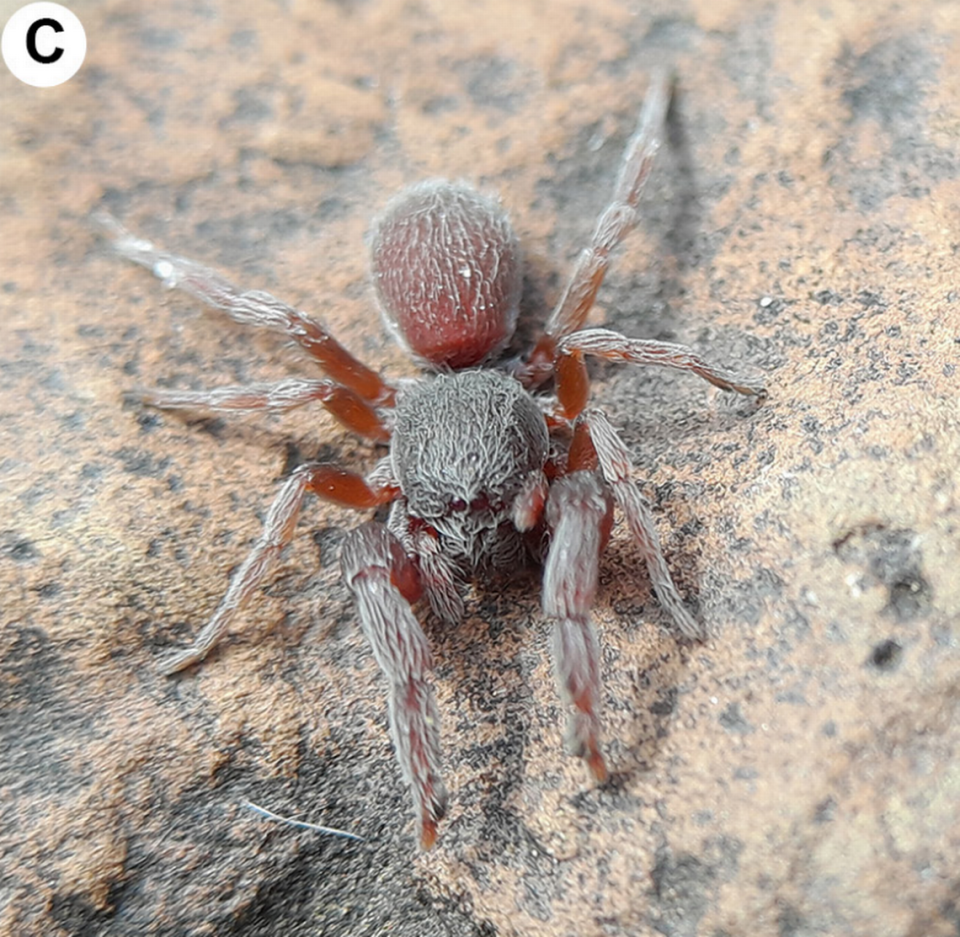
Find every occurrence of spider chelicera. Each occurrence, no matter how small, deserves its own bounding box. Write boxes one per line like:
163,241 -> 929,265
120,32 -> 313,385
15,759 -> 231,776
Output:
99,72 -> 765,849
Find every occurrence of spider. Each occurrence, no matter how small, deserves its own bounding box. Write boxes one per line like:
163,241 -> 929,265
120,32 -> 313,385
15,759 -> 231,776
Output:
99,72 -> 765,849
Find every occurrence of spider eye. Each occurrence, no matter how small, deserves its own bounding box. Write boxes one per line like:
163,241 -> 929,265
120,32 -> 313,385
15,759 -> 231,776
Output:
449,498 -> 467,513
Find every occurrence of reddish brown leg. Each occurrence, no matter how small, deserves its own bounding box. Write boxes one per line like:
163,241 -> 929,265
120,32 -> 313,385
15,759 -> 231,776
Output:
512,470 -> 549,531
522,71 -> 671,384
97,213 -> 395,405
567,418 -> 599,473
579,409 -> 701,638
160,462 -> 398,674
141,377 -> 391,443
340,521 -> 448,849
387,500 -> 466,625
561,328 -> 766,397
542,472 -> 614,781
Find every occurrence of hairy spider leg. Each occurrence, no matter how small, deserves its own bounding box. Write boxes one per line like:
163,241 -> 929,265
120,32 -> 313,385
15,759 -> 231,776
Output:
511,469 -> 550,531
95,212 -> 396,406
552,328 -> 767,422
388,503 -> 466,626
542,472 -> 614,782
159,462 -> 399,675
522,70 -> 672,384
137,377 -> 391,443
577,409 -> 702,639
561,329 -> 766,397
340,521 -> 448,850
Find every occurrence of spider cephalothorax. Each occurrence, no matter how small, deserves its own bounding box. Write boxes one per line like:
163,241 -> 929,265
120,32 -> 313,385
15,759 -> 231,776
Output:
100,72 -> 765,849
391,369 -> 549,570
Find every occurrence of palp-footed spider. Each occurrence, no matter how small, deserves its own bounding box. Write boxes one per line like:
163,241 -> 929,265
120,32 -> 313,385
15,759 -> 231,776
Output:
99,72 -> 765,849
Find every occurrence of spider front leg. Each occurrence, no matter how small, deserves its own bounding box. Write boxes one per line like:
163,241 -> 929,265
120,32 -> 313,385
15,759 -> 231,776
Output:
96,212 -> 396,406
542,472 -> 614,782
160,462 -> 398,674
340,521 -> 448,849
138,376 -> 391,443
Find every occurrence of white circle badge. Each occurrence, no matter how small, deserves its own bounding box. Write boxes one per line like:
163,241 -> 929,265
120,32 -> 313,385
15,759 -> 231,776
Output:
2,3 -> 86,87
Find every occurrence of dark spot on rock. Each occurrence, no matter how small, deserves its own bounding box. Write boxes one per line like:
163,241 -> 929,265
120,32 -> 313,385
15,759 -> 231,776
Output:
834,35 -> 957,208
6,536 -> 39,561
814,796 -> 837,824
312,526 -> 345,567
193,416 -> 226,438
813,289 -> 844,306
112,446 -> 172,477
650,686 -> 678,716
282,441 -> 315,476
229,29 -> 257,49
137,27 -> 180,50
50,887 -> 125,934
777,902 -> 808,937
458,56 -> 525,113
834,525 -> 931,621
421,94 -> 460,115
137,411 -> 162,432
227,86 -> 275,125
869,638 -> 902,671
841,36 -> 930,133
650,851 -> 711,937
718,701 -> 754,734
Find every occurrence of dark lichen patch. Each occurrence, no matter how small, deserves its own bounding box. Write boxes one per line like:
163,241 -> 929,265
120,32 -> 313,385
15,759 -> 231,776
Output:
718,701 -> 754,735
648,836 -> 743,937
777,902 -> 809,937
311,526 -> 346,568
650,686 -> 679,717
0,625 -> 88,797
830,34 -> 958,209
840,35 -> 932,135
455,55 -> 528,113
868,638 -> 902,671
111,446 -> 173,478
834,524 -> 932,621
4,534 -> 40,562
814,796 -> 837,824
49,886 -> 126,935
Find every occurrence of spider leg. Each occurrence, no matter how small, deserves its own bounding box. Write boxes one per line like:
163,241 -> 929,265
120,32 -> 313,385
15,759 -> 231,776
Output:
512,469 -> 550,531
521,71 -> 671,383
542,472 -> 614,781
160,463 -> 398,674
96,213 -> 395,406
560,328 -> 766,397
340,521 -> 448,849
388,502 -> 465,625
546,71 -> 670,341
578,408 -> 702,639
138,377 -> 391,443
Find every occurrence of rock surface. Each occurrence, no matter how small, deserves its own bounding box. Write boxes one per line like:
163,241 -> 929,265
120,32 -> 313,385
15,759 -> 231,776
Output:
1,0 -> 958,935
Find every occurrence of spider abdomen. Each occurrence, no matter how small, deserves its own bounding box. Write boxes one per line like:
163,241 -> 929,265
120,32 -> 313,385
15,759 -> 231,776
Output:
370,180 -> 522,370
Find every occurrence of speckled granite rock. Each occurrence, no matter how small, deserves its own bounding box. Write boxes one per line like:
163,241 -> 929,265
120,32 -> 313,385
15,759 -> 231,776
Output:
1,1 -> 957,935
